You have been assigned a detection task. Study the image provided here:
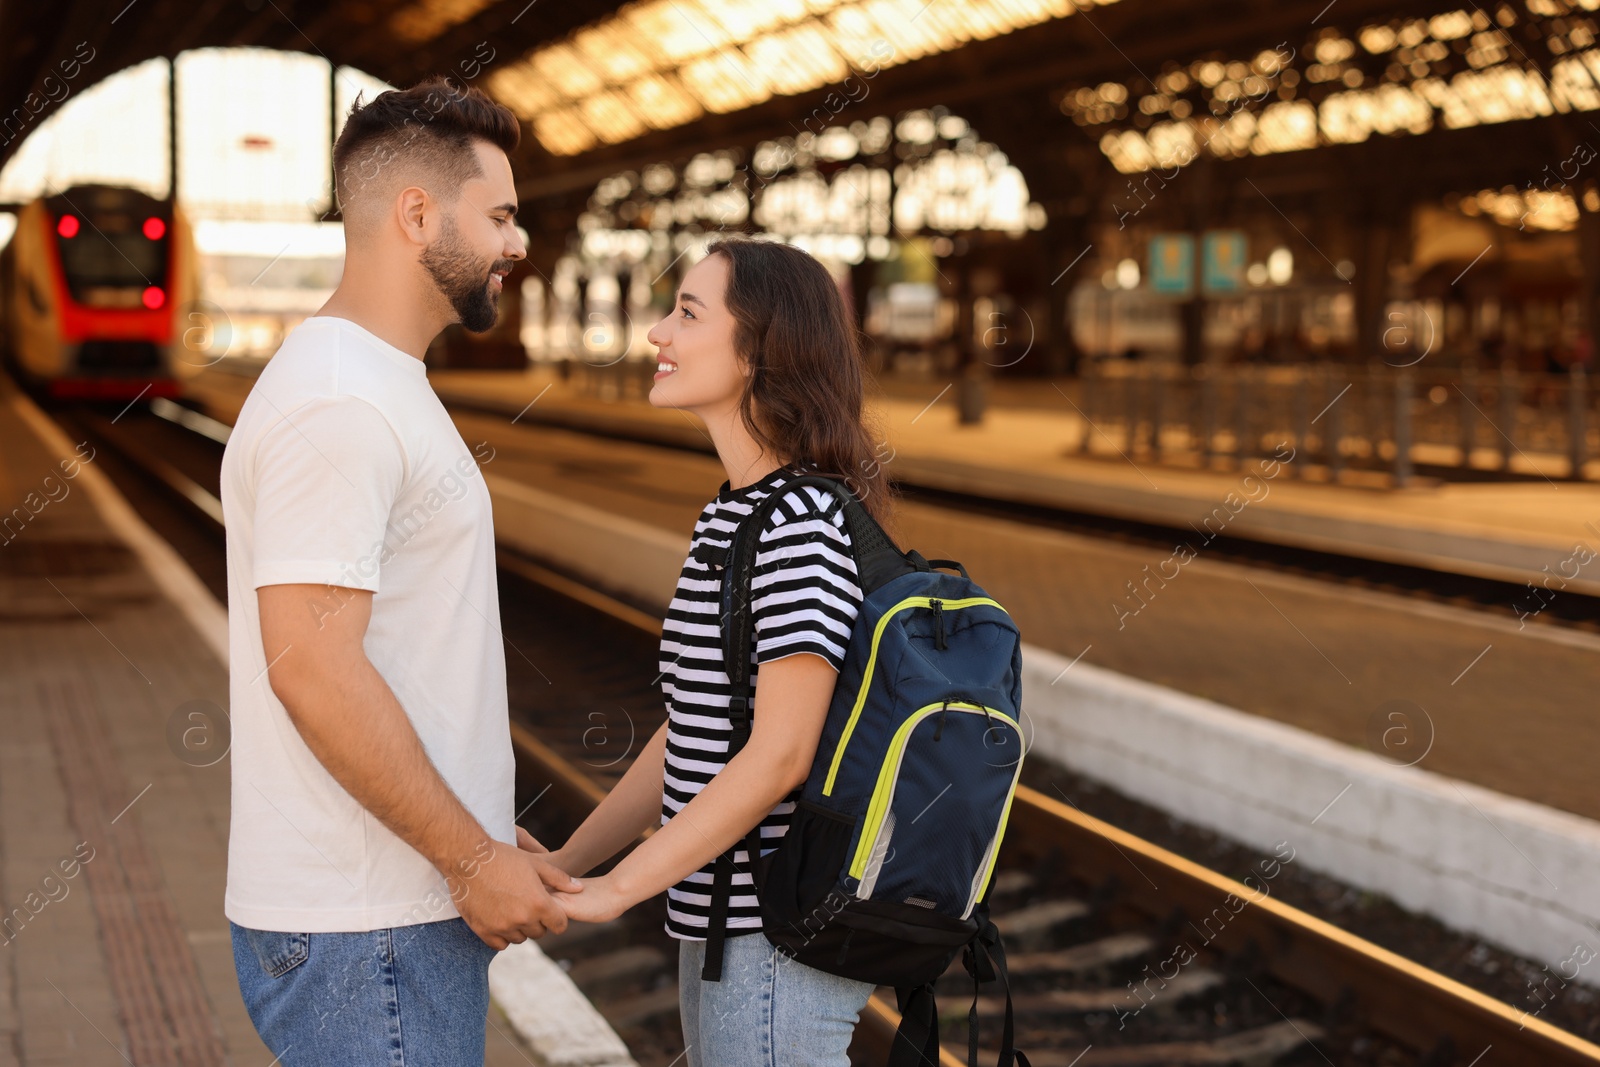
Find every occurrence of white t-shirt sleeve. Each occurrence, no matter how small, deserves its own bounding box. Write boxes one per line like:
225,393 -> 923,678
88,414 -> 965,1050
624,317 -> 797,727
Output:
249,394 -> 405,592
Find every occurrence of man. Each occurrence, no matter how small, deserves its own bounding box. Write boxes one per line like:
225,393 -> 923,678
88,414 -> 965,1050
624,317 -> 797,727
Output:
220,77 -> 578,1065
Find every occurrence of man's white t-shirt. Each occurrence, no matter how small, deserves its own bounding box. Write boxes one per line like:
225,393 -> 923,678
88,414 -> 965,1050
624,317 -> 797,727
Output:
220,315 -> 514,933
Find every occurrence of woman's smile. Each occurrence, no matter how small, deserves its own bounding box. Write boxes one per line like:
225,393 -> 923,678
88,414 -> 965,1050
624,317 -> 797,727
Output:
654,356 -> 678,379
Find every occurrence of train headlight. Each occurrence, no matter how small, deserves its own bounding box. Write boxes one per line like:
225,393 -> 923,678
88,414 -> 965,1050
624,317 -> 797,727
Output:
143,217 -> 166,240
57,215 -> 80,238
142,286 -> 166,310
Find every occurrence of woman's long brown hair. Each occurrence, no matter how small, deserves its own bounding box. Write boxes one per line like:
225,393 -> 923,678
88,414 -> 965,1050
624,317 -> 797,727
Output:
705,236 -> 897,538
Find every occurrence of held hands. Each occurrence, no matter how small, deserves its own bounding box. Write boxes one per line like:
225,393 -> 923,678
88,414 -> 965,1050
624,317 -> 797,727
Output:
552,873 -> 631,925
538,838 -> 635,925
450,827 -> 584,950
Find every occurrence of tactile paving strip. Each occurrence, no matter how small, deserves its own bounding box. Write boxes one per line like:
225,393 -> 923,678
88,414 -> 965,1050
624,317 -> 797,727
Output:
46,677 -> 226,1067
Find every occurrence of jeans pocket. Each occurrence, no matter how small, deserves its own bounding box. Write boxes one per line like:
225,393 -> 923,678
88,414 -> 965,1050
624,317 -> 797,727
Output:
244,928 -> 310,978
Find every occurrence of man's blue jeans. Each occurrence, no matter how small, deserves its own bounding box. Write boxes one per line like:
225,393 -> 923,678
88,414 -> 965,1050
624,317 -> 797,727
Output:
231,917 -> 496,1066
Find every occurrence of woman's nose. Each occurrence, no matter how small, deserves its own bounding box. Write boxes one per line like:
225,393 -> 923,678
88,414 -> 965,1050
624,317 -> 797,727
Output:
646,316 -> 669,347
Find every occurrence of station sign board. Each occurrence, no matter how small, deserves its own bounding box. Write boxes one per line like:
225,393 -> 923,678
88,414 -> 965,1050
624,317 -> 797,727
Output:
1148,234 -> 1194,295
1203,230 -> 1247,293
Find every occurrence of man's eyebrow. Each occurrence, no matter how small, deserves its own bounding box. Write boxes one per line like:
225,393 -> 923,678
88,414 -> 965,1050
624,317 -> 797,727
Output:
490,202 -> 518,218
678,292 -> 706,308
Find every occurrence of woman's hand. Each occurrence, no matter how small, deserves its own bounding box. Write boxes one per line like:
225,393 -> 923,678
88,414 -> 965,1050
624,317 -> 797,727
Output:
522,830 -> 581,883
553,874 -> 631,924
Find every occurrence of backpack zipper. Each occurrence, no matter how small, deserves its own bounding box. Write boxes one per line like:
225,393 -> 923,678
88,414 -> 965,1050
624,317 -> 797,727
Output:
931,599 -> 946,650
965,774 -> 1022,919
822,595 -> 1008,797
849,701 -> 1021,885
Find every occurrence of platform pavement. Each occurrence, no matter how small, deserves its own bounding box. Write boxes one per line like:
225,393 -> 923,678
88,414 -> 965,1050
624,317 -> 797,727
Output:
0,380 -> 541,1066
388,366 -> 1600,597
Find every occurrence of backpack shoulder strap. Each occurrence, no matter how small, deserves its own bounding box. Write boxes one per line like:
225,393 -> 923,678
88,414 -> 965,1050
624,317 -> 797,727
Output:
718,472 -> 908,694
888,983 -> 941,1067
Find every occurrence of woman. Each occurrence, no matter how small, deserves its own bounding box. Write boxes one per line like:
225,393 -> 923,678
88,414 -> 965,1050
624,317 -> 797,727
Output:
548,236 -> 894,1065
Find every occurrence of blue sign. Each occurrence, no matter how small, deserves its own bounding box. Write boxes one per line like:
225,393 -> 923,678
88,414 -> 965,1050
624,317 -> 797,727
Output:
1203,230 -> 1247,293
1148,234 -> 1194,295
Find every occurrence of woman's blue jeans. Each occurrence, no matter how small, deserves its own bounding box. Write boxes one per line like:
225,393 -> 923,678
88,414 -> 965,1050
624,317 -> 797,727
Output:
677,931 -> 876,1067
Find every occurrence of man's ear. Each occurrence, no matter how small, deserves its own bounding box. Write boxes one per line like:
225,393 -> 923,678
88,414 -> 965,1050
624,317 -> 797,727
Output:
396,186 -> 432,245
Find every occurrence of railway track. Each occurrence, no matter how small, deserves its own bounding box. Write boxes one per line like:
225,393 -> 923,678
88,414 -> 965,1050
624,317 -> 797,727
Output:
497,551 -> 1600,1067
58,397 -> 1600,1066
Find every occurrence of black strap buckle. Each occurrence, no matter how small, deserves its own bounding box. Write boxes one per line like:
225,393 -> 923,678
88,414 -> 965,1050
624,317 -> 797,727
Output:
692,542 -> 730,570
727,694 -> 751,733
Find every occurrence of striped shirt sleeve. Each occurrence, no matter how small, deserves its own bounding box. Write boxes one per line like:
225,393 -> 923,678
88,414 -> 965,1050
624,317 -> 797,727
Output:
750,485 -> 864,670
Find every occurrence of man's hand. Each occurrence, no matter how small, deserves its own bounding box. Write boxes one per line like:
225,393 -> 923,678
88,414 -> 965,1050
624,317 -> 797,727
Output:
450,838 -> 584,950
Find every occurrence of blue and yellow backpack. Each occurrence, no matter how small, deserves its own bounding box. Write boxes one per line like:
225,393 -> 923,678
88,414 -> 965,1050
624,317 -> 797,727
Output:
695,472 -> 1030,1067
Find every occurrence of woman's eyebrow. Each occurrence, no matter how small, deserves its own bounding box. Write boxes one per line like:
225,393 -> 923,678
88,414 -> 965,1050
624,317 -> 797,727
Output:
678,292 -> 706,308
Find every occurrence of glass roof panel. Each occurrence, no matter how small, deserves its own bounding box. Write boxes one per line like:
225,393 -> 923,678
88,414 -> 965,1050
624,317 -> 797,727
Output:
486,60 -> 563,120
678,49 -> 771,113
626,0 -> 733,64
535,42 -> 608,101
628,75 -> 706,130
1062,7 -> 1599,173
534,109 -> 599,156
584,91 -> 651,145
746,24 -> 848,96
573,23 -> 657,85
504,0 -> 1107,154
699,0 -> 798,42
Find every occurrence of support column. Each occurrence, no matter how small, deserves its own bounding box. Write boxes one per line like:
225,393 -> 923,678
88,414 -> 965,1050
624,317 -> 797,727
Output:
1180,159 -> 1213,367
1355,219 -> 1395,365
327,59 -> 339,220
167,56 -> 178,206
1576,180 -> 1600,352
1180,297 -> 1205,367
1040,215 -> 1092,376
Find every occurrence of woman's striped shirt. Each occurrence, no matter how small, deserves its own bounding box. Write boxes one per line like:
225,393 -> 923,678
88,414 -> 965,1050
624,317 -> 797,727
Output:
658,463 -> 864,941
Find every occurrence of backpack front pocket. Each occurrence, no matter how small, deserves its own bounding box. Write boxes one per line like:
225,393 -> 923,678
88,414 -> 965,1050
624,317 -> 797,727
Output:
848,702 -> 1022,919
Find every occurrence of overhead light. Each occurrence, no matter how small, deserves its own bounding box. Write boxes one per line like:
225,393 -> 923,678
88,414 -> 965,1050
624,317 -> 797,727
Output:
1267,247 -> 1294,285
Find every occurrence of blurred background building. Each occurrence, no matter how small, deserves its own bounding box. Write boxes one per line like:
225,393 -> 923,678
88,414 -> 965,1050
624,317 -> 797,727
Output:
7,0 -> 1598,482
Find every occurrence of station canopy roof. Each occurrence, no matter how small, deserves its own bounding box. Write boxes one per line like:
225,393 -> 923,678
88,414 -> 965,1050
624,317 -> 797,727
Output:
6,0 -> 1599,207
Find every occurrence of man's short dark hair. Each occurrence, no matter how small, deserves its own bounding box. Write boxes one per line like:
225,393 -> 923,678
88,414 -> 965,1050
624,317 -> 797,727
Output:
332,76 -> 520,232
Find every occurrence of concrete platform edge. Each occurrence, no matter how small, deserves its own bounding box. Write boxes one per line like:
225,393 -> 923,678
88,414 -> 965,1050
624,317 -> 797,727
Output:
488,941 -> 637,1067
891,454 -> 1600,597
1022,647 -> 1600,973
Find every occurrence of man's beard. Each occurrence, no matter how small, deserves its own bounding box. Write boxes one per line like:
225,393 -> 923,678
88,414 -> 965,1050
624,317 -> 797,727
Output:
420,213 -> 510,333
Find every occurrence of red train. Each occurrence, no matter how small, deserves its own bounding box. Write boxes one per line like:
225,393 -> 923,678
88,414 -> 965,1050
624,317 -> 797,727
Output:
1,184 -> 200,400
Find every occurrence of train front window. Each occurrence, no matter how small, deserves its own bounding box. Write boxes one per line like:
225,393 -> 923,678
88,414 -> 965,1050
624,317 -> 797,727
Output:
55,221 -> 167,300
